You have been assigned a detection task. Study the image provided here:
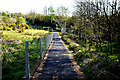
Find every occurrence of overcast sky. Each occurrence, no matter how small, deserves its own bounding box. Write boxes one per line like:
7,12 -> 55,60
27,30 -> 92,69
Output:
0,0 -> 75,16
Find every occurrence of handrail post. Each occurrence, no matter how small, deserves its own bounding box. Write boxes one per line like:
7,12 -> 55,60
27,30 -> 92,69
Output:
25,40 -> 29,80
40,37 -> 42,59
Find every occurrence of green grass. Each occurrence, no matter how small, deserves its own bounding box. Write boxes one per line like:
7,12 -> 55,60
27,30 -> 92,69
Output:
2,29 -> 49,41
61,32 -> 120,80
56,28 -> 61,32
2,29 -> 51,80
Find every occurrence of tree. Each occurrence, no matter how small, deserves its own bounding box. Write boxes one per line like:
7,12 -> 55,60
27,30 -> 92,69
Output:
9,18 -> 16,24
16,17 -> 26,24
43,6 -> 48,15
2,16 -> 9,23
54,15 -> 66,32
2,12 -> 7,16
54,6 -> 69,32
48,6 -> 55,23
28,10 -> 36,24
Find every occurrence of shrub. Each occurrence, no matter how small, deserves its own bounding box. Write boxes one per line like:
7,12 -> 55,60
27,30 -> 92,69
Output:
0,27 -> 1,30
18,24 -> 22,29
2,23 -> 6,27
25,25 -> 29,29
16,17 -> 26,24
3,26 -> 7,30
69,43 -> 77,51
18,30 -> 22,33
9,18 -> 16,23
21,23 -> 24,27
66,38 -> 71,44
21,27 -> 25,32
2,16 -> 9,23
7,28 -> 12,31
68,34 -> 74,39
9,23 -> 16,28
6,23 -> 9,27
16,29 -> 21,33
56,28 -> 61,32
12,26 -> 17,30
74,52 -> 85,61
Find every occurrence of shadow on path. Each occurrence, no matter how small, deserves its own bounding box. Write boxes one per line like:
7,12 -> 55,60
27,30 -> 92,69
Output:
31,32 -> 84,80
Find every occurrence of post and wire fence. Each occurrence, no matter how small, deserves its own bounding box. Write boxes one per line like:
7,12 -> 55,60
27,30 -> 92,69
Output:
25,30 -> 53,79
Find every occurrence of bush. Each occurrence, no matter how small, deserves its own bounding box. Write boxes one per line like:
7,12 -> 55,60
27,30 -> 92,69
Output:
18,30 -> 22,33
12,26 -> 17,30
68,34 -> 74,39
6,23 -> 9,27
2,16 -> 9,23
21,27 -> 25,32
7,28 -> 12,31
3,26 -> 7,30
16,29 -> 21,33
18,24 -> 22,29
56,28 -> 61,32
74,52 -> 85,61
21,23 -> 25,27
9,23 -> 16,28
2,23 -> 6,27
16,17 -> 26,24
69,43 -> 77,51
25,25 -> 29,29
0,27 -> 1,30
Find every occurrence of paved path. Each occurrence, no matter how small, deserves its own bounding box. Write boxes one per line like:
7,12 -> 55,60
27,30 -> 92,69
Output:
32,32 -> 84,80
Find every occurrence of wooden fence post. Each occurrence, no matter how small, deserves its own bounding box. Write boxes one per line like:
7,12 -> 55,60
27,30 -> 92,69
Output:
40,37 -> 42,59
25,40 -> 29,80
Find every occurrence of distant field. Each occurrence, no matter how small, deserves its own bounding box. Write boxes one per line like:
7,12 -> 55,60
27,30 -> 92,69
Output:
2,29 -> 50,41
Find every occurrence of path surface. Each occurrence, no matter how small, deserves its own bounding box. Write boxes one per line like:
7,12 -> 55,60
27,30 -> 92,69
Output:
32,32 -> 84,80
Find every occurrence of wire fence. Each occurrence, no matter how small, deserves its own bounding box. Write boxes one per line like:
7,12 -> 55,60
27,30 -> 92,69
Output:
2,32 -> 53,80
25,32 -> 53,79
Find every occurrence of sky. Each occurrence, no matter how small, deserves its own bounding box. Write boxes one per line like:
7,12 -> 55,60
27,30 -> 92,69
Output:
0,0 -> 76,16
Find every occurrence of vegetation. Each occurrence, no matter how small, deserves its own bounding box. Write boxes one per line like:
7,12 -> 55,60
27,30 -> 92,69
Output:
16,17 -> 26,24
2,29 -> 50,80
26,6 -> 69,31
59,0 -> 120,80
1,0 -> 120,79
0,12 -> 50,79
60,31 -> 120,80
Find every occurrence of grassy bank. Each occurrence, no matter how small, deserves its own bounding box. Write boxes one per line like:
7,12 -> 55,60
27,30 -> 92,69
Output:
60,32 -> 120,80
2,29 -> 50,80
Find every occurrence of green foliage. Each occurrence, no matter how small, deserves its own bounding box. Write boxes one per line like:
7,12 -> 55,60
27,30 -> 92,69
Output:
7,28 -> 12,31
1,23 -> 30,32
21,27 -> 25,32
61,32 -> 120,80
9,17 -> 17,23
25,25 -> 29,29
69,43 -> 77,50
2,29 -> 51,79
2,42 -> 25,80
56,28 -> 61,32
2,11 -> 7,16
2,29 -> 49,41
11,24 -> 17,30
2,16 -> 9,23
3,26 -> 7,30
16,17 -> 26,24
